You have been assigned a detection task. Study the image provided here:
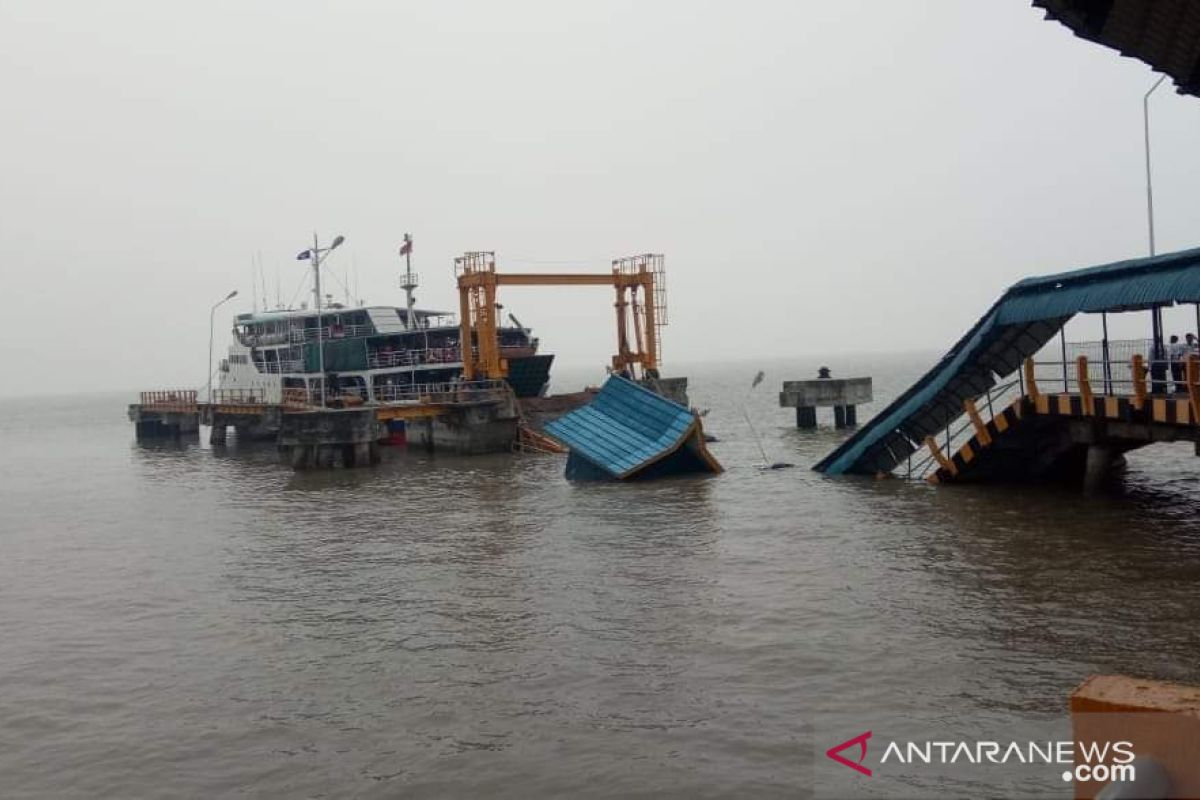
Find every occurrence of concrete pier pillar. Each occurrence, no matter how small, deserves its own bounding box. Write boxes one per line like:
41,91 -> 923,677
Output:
844,404 -> 857,426
315,445 -> 335,468
285,445 -> 309,470
1083,444 -> 1114,494
833,405 -> 847,429
352,442 -> 372,467
796,407 -> 817,428
209,424 -> 227,446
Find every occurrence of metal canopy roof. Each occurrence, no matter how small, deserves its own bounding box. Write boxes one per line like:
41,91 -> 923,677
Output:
814,246 -> 1200,476
545,375 -> 720,479
1034,0 -> 1200,97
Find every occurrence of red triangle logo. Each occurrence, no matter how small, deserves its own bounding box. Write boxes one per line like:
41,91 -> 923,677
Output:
826,731 -> 873,776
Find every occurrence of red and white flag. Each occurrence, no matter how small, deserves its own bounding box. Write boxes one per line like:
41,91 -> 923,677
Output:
399,234 -> 413,256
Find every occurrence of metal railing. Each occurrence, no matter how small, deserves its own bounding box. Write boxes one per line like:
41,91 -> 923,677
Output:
277,380 -> 511,409
905,378 -> 1022,480
905,348 -> 1200,480
212,388 -> 269,404
139,390 -> 197,412
372,380 -> 510,405
290,324 -> 375,342
366,347 -> 463,369
253,359 -> 304,374
1031,356 -> 1195,397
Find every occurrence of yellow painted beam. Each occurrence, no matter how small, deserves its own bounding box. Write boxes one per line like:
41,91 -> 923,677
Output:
924,435 -> 957,476
494,273 -> 623,286
375,406 -> 445,421
1076,355 -> 1093,415
1132,354 -> 1148,411
1188,355 -> 1200,426
1023,357 -> 1039,402
963,398 -> 992,446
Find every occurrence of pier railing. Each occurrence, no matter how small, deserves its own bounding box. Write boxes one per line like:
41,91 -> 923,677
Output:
139,390 -> 197,412
905,378 -> 1022,480
211,388 -> 270,405
905,348 -> 1200,481
373,380 -> 511,405
277,380 -> 511,410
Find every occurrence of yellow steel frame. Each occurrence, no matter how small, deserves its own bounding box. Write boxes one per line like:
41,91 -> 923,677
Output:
456,253 -> 663,381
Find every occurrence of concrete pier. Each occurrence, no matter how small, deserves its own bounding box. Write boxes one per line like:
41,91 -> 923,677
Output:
779,369 -> 872,429
131,379 -> 526,468
277,408 -> 381,469
405,392 -> 520,455
128,391 -> 200,440
1083,443 -> 1115,494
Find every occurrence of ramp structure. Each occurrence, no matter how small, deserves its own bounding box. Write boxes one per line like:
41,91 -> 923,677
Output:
815,246 -> 1200,477
545,375 -> 722,480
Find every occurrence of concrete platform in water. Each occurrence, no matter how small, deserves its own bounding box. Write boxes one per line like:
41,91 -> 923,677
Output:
128,381 -> 523,469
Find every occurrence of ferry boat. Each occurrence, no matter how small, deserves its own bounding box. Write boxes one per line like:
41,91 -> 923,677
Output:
215,241 -> 553,404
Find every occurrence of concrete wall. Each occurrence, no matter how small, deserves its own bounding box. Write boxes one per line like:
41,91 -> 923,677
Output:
779,377 -> 872,407
406,402 -> 518,455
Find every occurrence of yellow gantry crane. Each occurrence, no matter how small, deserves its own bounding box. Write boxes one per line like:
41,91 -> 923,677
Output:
455,252 -> 667,381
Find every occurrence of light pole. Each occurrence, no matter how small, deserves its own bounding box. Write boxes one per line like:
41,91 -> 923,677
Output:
296,233 -> 346,406
1144,74 -> 1167,366
1144,74 -> 1166,257
207,290 -> 239,403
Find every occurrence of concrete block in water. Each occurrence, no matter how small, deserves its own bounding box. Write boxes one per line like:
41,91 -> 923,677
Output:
779,377 -> 872,408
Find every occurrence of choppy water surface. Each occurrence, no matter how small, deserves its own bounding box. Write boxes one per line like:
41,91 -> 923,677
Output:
2,356 -> 1199,799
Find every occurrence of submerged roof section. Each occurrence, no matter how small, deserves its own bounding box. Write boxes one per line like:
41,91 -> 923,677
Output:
1034,0 -> 1200,98
545,375 -> 722,479
815,246 -> 1200,476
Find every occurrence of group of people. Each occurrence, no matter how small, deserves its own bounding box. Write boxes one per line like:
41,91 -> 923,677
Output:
1165,333 -> 1199,393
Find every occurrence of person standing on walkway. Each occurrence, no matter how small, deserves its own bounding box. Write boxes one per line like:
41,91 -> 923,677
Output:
1168,335 -> 1187,394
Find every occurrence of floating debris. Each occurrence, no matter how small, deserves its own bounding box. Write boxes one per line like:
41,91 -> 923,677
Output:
545,376 -> 722,480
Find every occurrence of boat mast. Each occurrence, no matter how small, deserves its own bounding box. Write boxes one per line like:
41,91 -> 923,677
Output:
400,233 -> 417,330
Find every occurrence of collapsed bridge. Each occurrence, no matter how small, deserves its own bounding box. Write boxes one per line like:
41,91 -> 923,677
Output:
814,246 -> 1200,486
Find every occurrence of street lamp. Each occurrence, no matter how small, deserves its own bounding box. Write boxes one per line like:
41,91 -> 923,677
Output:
296,233 -> 346,406
207,289 -> 239,403
1144,75 -> 1167,370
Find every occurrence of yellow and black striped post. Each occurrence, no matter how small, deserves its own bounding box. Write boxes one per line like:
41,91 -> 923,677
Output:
1132,354 -> 1148,411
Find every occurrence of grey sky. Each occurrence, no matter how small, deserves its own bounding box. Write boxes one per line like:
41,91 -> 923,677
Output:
2,1 -> 1199,396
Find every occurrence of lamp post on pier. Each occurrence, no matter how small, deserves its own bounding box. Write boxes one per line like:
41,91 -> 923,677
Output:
296,233 -> 346,406
1144,75 -> 1167,372
207,290 -> 239,403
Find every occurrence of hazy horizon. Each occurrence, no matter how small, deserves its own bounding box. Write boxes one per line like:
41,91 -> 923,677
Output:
3,1 -> 1199,397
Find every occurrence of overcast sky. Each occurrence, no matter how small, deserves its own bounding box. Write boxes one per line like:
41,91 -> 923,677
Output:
2,1 -> 1199,396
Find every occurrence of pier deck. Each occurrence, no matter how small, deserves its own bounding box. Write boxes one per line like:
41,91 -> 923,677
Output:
129,380 -> 520,466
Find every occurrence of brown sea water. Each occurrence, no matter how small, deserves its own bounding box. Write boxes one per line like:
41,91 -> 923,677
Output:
2,354 -> 1199,798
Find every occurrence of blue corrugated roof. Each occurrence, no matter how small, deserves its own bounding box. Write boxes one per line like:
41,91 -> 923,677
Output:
545,376 -> 703,479
815,246 -> 1200,476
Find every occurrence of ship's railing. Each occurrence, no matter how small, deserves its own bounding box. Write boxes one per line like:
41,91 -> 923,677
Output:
367,347 -> 464,368
212,388 -> 270,405
253,359 -> 304,374
139,390 -> 197,412
289,324 -> 374,342
236,331 -> 293,347
373,380 -> 510,405
282,387 -> 313,409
